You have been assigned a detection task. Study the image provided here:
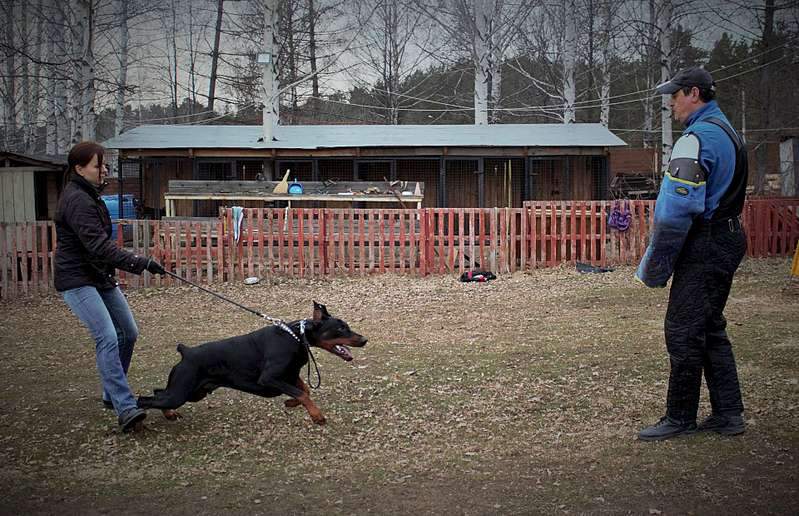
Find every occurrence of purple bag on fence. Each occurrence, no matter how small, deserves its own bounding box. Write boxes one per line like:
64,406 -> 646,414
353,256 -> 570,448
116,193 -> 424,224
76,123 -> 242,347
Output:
607,200 -> 631,232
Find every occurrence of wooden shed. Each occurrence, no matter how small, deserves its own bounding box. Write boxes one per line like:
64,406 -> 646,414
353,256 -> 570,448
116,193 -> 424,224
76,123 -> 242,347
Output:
102,123 -> 626,218
0,152 -> 66,223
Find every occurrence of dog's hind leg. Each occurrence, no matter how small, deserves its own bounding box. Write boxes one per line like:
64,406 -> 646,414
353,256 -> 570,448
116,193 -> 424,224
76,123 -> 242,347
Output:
284,378 -> 310,408
138,360 -> 199,412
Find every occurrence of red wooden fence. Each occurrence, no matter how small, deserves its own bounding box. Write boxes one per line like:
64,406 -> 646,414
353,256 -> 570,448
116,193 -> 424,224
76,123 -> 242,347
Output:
2,199 -> 797,299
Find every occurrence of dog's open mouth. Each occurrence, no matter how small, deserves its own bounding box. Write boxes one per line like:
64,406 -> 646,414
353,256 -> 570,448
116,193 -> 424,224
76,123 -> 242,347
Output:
333,345 -> 353,361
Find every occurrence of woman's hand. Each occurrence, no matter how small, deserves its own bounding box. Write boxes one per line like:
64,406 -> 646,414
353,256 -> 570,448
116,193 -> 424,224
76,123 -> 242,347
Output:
146,258 -> 166,275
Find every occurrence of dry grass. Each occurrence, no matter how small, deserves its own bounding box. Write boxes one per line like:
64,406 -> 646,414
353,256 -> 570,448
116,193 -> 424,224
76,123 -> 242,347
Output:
1,258 -> 797,515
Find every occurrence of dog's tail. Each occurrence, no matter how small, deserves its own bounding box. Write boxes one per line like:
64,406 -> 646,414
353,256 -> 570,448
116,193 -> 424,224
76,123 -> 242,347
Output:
177,343 -> 188,356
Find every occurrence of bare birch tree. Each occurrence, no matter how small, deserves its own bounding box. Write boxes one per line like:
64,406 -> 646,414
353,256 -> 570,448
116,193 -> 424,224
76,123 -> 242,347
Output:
114,0 -> 129,136
20,0 -> 30,149
74,0 -> 97,143
413,0 -> 534,125
755,0 -> 776,194
657,0 -> 673,172
1,0 -> 18,150
562,0 -> 578,123
52,2 -> 71,154
597,0 -> 615,127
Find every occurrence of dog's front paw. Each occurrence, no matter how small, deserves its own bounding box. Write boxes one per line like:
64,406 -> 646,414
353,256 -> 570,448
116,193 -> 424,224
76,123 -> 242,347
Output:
162,409 -> 182,421
311,413 -> 326,425
284,399 -> 301,408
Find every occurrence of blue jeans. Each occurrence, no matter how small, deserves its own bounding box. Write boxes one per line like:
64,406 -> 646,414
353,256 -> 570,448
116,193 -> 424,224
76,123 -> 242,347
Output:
62,286 -> 140,416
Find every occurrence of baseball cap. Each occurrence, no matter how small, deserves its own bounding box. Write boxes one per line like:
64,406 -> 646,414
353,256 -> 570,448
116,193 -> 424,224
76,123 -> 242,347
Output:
655,67 -> 715,95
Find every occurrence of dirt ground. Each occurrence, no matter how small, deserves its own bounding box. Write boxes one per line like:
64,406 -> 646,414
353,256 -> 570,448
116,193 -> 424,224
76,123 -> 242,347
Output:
1,258 -> 797,515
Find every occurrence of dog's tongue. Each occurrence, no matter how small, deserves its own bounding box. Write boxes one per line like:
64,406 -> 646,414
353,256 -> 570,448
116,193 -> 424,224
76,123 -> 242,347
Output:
334,345 -> 353,361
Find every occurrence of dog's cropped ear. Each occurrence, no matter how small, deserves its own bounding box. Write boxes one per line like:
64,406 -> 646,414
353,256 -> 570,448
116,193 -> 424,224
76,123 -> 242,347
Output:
312,301 -> 330,321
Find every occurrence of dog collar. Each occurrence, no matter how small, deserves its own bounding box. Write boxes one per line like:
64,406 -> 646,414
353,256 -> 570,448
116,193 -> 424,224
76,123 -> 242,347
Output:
275,319 -> 308,343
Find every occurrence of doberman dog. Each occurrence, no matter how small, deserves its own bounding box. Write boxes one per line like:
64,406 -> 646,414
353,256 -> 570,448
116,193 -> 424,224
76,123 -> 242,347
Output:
138,302 -> 367,425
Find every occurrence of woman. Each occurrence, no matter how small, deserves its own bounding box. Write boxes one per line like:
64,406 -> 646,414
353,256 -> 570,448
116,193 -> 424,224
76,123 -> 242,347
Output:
55,141 -> 165,432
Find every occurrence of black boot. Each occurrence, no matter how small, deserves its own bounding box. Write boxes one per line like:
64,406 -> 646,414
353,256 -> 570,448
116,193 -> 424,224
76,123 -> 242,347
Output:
638,416 -> 697,441
697,413 -> 745,435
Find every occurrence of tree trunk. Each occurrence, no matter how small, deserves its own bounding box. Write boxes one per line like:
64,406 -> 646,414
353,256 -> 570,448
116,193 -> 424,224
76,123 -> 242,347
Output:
262,0 -> 278,141
28,0 -> 44,152
3,0 -> 17,150
54,3 -> 69,153
208,0 -> 224,115
388,2 -> 401,125
308,0 -> 319,106
79,0 -> 96,142
115,0 -> 129,136
170,2 -> 178,118
599,0 -> 612,127
69,0 -> 84,145
284,0 -> 298,123
473,0 -> 489,125
46,7 -> 57,156
642,0 -> 656,148
490,26 -> 502,124
187,1 -> 197,115
755,0 -> 775,195
562,0 -> 577,123
21,0 -> 31,150
658,0 -> 673,172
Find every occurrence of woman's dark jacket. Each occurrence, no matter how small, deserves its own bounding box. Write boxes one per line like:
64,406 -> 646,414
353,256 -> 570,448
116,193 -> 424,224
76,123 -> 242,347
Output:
54,174 -> 148,291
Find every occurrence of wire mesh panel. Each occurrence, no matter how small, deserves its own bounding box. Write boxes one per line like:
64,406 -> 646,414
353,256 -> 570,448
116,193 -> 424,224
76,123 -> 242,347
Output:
529,158 -> 568,200
396,159 -> 438,208
193,162 -> 232,216
357,162 -> 393,209
277,161 -> 313,181
356,161 -> 391,182
237,160 -> 265,181
446,160 -> 478,207
318,159 -> 354,182
484,158 -> 524,207
591,156 -> 609,199
119,159 -> 142,202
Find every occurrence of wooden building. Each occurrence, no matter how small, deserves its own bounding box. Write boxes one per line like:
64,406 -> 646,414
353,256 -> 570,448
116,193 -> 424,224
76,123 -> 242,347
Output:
102,123 -> 626,218
0,152 -> 66,223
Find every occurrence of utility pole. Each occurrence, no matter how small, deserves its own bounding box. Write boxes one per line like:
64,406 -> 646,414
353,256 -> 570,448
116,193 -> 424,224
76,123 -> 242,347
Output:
261,0 -> 278,142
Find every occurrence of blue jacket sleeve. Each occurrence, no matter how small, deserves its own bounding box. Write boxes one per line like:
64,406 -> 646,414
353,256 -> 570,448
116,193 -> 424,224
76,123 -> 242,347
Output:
636,134 -> 707,287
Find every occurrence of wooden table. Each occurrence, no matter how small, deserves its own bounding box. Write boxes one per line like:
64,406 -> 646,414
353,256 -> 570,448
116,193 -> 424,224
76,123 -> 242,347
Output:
164,180 -> 424,217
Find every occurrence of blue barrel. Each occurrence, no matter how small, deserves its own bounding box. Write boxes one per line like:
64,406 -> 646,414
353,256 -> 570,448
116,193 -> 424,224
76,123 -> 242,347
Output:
101,194 -> 137,240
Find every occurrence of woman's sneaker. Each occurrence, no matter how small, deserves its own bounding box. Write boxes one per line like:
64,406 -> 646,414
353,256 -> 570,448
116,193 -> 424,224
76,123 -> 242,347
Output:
118,407 -> 147,433
697,413 -> 745,435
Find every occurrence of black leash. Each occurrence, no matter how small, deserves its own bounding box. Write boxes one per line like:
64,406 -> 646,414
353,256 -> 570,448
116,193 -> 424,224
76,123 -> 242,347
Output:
161,270 -> 321,388
162,270 -> 269,319
296,320 -> 322,389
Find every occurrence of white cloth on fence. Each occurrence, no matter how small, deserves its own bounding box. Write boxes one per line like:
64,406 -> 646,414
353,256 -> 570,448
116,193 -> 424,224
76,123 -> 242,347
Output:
232,206 -> 244,243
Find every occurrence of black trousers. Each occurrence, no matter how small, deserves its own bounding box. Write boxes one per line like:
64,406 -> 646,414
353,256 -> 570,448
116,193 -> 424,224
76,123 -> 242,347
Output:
664,218 -> 747,423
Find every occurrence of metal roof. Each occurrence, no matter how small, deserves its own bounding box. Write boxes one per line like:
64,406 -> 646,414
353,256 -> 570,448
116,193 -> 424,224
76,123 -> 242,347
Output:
0,151 -> 66,167
102,123 -> 626,150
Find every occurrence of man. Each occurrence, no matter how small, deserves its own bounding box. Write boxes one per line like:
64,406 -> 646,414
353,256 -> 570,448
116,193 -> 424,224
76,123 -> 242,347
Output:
635,67 -> 748,441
